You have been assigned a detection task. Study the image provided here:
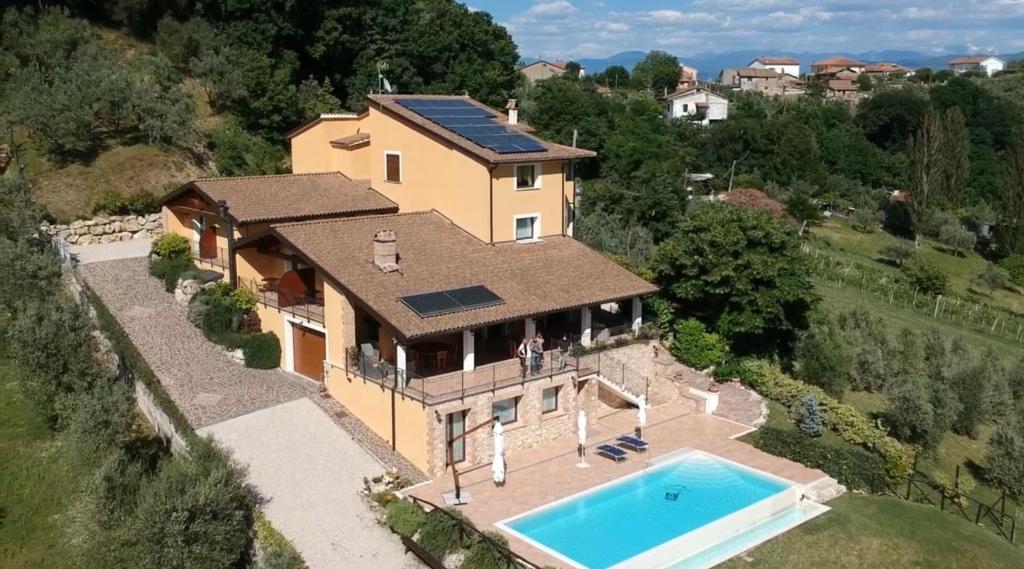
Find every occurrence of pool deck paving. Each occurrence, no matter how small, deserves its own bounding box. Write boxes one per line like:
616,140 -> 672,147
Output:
408,404 -> 828,568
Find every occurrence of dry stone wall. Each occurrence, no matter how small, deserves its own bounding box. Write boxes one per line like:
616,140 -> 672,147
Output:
41,213 -> 164,245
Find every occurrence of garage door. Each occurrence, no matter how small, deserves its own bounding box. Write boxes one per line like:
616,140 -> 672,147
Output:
292,324 -> 326,381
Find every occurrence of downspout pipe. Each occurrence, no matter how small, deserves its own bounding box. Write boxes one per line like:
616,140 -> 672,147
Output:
488,164 -> 497,244
218,200 -> 238,287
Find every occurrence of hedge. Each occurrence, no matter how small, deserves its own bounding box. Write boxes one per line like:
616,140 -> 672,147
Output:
752,427 -> 891,491
736,358 -> 911,479
385,499 -> 427,538
418,508 -> 471,558
150,233 -> 191,260
149,256 -> 195,292
244,333 -> 281,369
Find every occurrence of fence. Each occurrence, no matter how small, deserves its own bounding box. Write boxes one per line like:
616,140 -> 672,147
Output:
406,496 -> 540,569
237,276 -> 325,324
803,244 -> 1024,343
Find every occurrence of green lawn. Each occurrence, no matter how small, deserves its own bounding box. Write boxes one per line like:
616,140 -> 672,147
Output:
0,360 -> 77,569
811,220 -> 1024,315
721,493 -> 1024,569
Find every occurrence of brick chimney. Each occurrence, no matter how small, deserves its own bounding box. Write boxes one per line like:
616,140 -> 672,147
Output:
373,229 -> 399,273
506,98 -> 519,125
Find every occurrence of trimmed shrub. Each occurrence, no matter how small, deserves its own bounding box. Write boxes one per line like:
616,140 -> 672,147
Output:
901,259 -> 948,295
669,318 -> 728,370
149,256 -> 193,292
752,427 -> 890,491
711,356 -> 744,382
797,394 -> 824,437
201,300 -> 240,337
463,530 -> 511,569
254,513 -> 306,569
385,499 -> 427,538
736,358 -> 911,479
243,333 -> 281,369
229,287 -> 257,313
150,233 -> 191,260
419,508 -> 471,558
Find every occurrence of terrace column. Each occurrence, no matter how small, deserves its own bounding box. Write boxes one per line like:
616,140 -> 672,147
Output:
463,329 -> 475,371
395,343 -> 408,388
631,297 -> 643,336
580,307 -> 592,347
525,317 -> 536,341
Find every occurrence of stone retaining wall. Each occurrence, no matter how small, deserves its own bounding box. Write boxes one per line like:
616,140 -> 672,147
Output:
42,213 -> 164,245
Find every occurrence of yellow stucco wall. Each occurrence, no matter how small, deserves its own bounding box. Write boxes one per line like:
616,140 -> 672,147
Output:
322,281 -> 355,368
325,367 -> 431,473
235,248 -> 286,287
254,302 -> 287,361
491,161 -> 569,242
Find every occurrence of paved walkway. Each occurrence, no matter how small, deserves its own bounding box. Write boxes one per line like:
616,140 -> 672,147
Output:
80,257 -> 316,427
201,398 -> 420,569
71,237 -> 153,264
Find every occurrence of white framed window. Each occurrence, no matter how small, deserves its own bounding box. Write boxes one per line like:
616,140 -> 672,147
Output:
384,151 -> 402,183
492,397 -> 519,424
514,214 -> 541,242
542,386 -> 559,413
515,164 -> 541,190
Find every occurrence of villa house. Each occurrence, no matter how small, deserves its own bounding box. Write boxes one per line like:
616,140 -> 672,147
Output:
719,68 -> 804,96
162,94 -> 658,477
810,56 -> 865,76
949,55 -> 1005,77
747,56 -> 800,78
663,87 -> 729,124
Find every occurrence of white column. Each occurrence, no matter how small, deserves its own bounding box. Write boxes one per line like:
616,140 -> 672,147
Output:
525,317 -> 536,340
396,343 -> 407,388
463,329 -> 475,371
631,297 -> 643,335
580,307 -> 592,347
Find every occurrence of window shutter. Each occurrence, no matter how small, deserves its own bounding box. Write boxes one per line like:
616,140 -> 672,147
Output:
386,154 -> 401,182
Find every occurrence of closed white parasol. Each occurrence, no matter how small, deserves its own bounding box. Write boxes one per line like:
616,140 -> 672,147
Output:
637,394 -> 647,436
492,420 -> 506,484
576,409 -> 589,468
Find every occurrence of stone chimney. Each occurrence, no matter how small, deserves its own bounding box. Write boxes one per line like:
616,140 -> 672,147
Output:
506,98 -> 519,125
373,229 -> 399,273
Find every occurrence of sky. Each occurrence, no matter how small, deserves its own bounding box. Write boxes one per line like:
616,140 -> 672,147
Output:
467,1 -> 1024,59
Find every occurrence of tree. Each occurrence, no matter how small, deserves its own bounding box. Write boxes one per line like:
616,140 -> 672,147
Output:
563,61 -> 582,79
575,207 -> 655,268
907,108 -> 970,228
984,419 -> 1024,499
653,203 -> 816,352
879,239 -> 916,267
601,65 -> 629,88
797,394 -> 825,437
631,50 -> 680,94
855,88 -> 929,152
856,73 -> 873,92
884,376 -> 949,450
792,314 -> 851,398
938,222 -> 977,257
850,208 -> 882,233
901,259 -> 949,295
976,263 -> 1011,295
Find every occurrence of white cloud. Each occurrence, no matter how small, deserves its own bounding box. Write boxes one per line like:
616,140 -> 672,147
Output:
525,0 -> 576,17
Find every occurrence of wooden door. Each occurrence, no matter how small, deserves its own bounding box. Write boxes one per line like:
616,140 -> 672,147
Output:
199,226 -> 218,259
292,324 -> 326,381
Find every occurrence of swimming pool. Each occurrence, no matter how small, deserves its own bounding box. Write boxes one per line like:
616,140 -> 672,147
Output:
498,450 -> 827,569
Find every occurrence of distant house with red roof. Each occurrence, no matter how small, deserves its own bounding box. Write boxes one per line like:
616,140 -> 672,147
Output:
810,56 -> 865,75
864,62 -> 913,77
747,56 -> 800,78
517,59 -> 585,82
949,55 -> 1005,77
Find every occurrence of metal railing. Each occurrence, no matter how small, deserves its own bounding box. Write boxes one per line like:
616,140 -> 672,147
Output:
190,244 -> 229,268
237,276 -> 325,324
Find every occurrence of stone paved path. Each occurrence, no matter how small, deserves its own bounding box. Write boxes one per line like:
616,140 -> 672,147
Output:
80,257 -> 317,427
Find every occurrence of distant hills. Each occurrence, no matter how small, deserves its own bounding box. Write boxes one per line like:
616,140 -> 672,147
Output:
523,50 -> 1024,80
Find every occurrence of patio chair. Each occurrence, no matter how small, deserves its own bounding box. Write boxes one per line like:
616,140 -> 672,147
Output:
596,444 -> 628,463
616,435 -> 649,454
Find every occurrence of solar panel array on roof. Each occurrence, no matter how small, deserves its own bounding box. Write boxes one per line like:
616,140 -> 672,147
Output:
400,285 -> 504,318
394,98 -> 546,154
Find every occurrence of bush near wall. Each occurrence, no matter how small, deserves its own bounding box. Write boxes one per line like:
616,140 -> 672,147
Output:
752,427 -> 891,491
669,318 -> 728,370
243,333 -> 281,369
150,232 -> 191,260
736,358 -> 911,479
385,499 -> 427,538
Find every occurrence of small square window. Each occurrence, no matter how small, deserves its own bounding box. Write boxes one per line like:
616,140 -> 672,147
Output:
516,164 -> 538,189
515,216 -> 537,241
492,397 -> 518,424
385,152 -> 402,183
542,386 -> 559,413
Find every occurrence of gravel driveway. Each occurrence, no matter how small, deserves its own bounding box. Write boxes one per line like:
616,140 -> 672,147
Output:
200,398 -> 420,569
80,257 -> 316,427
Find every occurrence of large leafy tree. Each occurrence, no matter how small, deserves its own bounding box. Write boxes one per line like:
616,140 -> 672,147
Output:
652,203 -> 815,352
631,50 -> 680,94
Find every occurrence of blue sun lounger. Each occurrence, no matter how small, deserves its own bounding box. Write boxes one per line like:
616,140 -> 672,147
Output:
596,444 -> 628,463
617,435 -> 649,453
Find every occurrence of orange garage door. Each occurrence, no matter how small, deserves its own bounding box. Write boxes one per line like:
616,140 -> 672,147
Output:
292,324 -> 326,381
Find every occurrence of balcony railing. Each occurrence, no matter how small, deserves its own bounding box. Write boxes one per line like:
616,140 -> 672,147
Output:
238,276 -> 325,324
190,244 -> 229,269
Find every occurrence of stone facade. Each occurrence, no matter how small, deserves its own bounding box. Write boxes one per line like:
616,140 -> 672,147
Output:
41,212 -> 164,245
424,370 -> 600,477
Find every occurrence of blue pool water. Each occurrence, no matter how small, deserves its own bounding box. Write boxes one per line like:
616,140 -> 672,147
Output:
504,453 -> 791,569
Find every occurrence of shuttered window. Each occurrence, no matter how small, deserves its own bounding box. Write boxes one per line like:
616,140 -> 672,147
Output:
385,152 -> 402,183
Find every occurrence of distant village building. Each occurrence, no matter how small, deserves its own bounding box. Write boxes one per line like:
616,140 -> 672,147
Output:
518,59 -> 584,83
810,56 -> 866,76
663,87 -> 729,125
677,65 -> 699,89
718,68 -> 804,96
948,55 -> 1005,77
825,79 -> 862,104
863,62 -> 913,78
747,56 -> 800,78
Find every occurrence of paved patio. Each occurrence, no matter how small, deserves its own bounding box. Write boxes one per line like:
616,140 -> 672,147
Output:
408,404 -> 828,568
80,257 -> 317,427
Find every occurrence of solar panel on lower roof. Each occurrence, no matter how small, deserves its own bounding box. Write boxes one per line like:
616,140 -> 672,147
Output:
395,98 -> 548,155
400,285 -> 504,318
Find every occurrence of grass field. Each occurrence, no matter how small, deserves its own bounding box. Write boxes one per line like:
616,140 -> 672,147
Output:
0,359 -> 77,569
720,493 -> 1024,569
811,219 -> 1024,314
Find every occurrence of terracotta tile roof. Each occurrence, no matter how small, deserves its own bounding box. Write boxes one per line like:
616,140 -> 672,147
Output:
950,55 -> 1000,65
736,68 -> 782,78
828,79 -> 859,92
864,62 -> 910,73
753,56 -> 799,65
812,56 -> 865,67
162,172 -> 398,224
366,94 -> 596,165
256,211 -> 657,340
663,87 -> 728,101
330,132 -> 370,148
